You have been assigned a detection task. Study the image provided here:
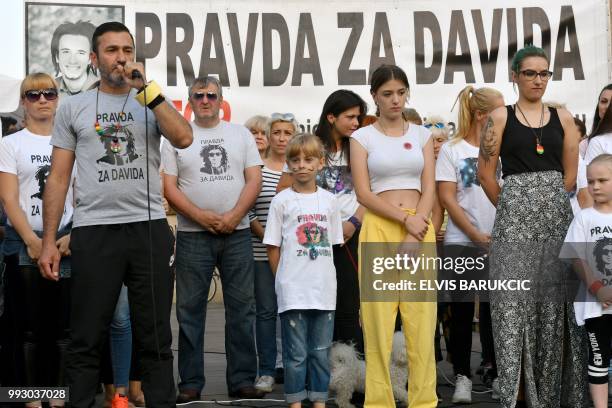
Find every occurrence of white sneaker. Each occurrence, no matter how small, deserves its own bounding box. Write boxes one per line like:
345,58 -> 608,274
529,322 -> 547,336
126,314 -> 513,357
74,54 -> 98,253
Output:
452,374 -> 472,404
491,378 -> 500,401
254,375 -> 275,393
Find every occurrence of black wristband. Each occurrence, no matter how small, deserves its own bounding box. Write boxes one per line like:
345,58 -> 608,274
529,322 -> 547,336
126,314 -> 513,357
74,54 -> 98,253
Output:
147,94 -> 165,110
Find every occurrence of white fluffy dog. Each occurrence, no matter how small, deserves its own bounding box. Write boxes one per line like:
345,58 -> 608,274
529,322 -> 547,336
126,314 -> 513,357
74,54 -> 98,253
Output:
329,332 -> 408,408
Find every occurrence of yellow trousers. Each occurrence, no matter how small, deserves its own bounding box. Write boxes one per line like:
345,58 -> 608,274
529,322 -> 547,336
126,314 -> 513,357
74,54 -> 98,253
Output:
359,209 -> 438,408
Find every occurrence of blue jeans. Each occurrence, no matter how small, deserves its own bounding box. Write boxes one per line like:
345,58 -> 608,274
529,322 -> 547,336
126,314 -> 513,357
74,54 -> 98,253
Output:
110,285 -> 132,388
176,229 -> 257,393
254,261 -> 277,377
280,309 -> 334,403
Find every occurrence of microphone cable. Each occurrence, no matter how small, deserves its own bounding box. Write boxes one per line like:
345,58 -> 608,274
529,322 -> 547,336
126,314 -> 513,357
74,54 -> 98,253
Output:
134,68 -> 162,362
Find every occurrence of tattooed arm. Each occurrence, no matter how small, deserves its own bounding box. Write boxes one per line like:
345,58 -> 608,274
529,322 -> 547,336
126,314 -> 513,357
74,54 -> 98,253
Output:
478,107 -> 507,206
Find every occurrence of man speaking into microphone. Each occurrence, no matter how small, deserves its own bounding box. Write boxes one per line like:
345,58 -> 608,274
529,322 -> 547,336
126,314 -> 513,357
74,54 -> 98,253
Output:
39,21 -> 193,408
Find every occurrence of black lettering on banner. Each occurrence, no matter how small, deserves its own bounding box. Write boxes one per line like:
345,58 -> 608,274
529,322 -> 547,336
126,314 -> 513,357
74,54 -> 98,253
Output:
199,13 -> 230,86
227,13 -> 258,86
262,13 -> 290,86
414,11 -> 442,84
369,12 -> 396,79
523,7 -> 551,58
337,13 -> 366,85
444,10 -> 475,84
292,13 -> 323,86
553,5 -> 584,80
135,13 -> 162,69
506,8 -> 517,81
167,13 -> 195,87
471,9 -> 502,83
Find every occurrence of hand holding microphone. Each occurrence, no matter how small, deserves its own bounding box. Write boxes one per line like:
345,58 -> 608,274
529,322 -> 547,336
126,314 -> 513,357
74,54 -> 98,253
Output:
123,61 -> 146,89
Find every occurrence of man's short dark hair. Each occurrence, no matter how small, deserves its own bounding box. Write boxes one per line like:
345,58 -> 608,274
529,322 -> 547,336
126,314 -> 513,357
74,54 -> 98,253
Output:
92,22 -> 134,55
51,21 -> 97,76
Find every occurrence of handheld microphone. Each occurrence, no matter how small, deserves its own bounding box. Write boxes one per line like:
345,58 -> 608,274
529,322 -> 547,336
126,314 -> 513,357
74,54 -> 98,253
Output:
131,69 -> 143,79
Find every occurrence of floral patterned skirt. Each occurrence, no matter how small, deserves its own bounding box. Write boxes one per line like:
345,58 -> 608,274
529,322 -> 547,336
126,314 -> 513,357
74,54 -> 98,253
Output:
489,171 -> 588,408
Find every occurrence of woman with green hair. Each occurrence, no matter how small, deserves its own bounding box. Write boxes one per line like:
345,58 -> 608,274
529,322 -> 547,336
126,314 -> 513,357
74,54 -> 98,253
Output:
478,45 -> 587,407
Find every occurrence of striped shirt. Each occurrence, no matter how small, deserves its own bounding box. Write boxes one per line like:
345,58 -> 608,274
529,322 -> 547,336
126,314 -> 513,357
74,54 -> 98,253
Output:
250,166 -> 282,260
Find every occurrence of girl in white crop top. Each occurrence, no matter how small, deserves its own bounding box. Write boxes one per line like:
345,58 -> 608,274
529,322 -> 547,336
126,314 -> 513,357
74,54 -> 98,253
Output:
349,64 -> 438,408
350,79 -> 435,241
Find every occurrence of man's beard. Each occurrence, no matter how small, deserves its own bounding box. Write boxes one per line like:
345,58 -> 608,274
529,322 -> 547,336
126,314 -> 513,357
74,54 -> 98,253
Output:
100,64 -> 126,88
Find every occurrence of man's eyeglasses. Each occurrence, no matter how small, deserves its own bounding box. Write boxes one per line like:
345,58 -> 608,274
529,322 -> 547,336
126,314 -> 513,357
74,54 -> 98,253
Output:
24,88 -> 58,102
270,112 -> 296,121
519,70 -> 553,81
424,122 -> 445,129
192,92 -> 218,102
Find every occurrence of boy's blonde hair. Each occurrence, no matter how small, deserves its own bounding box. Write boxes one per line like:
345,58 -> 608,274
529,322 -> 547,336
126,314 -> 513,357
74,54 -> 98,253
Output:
286,133 -> 325,161
588,153 -> 612,170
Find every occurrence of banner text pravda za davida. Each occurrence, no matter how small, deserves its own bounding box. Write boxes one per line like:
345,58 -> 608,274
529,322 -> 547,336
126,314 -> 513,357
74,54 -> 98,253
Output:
134,6 -> 584,88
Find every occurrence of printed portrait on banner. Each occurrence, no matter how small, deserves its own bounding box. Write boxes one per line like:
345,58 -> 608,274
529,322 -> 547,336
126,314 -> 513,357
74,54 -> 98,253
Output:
26,2 -> 124,98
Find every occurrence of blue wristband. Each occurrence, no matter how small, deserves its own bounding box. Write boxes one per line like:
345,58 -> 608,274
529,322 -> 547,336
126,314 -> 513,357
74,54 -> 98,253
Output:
348,215 -> 362,230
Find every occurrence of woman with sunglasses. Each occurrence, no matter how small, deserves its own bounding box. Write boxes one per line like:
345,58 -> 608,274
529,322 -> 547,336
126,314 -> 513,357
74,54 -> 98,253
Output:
0,73 -> 73,408
479,46 -> 586,407
423,117 -> 450,241
351,64 -> 438,407
250,112 -> 299,392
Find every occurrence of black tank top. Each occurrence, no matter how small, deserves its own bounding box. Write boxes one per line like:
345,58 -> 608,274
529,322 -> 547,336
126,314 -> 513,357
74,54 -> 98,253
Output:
499,105 -> 564,178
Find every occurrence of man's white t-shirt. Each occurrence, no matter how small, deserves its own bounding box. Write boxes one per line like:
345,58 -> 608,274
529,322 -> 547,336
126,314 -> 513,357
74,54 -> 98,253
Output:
559,207 -> 612,325
161,121 -> 263,231
0,128 -> 73,231
435,140 -> 499,243
263,187 -> 343,313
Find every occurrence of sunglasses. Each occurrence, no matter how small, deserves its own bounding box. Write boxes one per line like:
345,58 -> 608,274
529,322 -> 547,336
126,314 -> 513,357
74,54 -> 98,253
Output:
424,122 -> 445,129
270,112 -> 295,121
24,88 -> 58,102
519,70 -> 553,81
192,91 -> 218,102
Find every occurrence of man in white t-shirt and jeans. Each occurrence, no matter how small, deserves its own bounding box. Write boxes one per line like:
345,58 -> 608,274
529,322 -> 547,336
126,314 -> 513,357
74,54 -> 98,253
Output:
38,22 -> 193,408
161,76 -> 263,402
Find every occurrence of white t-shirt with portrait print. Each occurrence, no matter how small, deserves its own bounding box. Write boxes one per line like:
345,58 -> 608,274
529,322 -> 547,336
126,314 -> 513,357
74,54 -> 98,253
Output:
0,128 -> 74,232
435,139 -> 499,244
161,120 -> 263,231
316,151 -> 359,221
559,207 -> 612,325
263,187 -> 343,313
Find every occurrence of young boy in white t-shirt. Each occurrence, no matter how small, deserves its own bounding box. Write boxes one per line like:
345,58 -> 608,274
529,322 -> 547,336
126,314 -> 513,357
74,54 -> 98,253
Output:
263,133 -> 343,407
560,153 -> 612,408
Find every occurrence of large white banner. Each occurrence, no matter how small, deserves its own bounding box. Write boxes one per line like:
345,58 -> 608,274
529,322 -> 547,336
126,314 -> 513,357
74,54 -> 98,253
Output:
24,0 -> 611,131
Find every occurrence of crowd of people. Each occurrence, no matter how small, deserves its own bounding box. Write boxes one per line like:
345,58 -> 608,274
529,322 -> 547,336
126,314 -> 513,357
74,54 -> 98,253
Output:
0,19 -> 611,408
